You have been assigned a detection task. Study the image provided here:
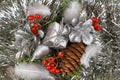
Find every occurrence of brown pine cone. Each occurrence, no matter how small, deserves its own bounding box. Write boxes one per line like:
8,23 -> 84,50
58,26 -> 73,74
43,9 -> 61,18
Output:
59,42 -> 86,76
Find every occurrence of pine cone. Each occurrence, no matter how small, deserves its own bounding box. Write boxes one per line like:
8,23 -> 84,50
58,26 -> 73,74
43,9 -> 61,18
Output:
60,42 -> 86,76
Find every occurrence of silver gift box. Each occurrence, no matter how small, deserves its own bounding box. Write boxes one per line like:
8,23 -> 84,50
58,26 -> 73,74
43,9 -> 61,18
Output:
43,22 -> 70,49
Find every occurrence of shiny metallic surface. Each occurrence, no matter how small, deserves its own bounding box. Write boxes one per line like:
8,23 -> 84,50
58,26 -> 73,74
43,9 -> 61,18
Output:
69,19 -> 93,45
0,0 -> 62,79
43,22 -> 70,49
31,45 -> 49,61
0,0 -> 120,80
71,18 -> 78,26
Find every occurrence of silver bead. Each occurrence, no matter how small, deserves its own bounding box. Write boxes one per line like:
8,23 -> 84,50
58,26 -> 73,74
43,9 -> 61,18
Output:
71,18 -> 78,26
31,45 -> 49,61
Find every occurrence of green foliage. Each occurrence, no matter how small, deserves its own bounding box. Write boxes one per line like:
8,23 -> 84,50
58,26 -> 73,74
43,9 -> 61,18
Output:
16,55 -> 39,64
55,0 -> 72,22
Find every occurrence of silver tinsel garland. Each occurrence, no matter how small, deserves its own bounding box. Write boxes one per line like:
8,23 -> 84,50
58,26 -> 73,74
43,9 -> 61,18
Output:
0,0 -> 120,80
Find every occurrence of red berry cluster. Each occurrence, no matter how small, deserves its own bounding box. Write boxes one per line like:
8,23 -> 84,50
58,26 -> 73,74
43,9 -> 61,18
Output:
27,14 -> 41,35
43,57 -> 60,74
27,14 -> 41,21
91,17 -> 101,31
30,23 -> 39,35
43,52 -> 63,74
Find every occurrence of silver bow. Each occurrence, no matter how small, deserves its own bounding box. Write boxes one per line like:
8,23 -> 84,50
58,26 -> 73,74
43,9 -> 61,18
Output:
43,22 -> 70,49
68,9 -> 95,45
69,19 -> 94,45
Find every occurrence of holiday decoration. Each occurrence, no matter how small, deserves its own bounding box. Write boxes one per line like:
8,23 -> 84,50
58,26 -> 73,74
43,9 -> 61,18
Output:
1,0 -> 120,80
35,14 -> 41,19
69,19 -> 94,45
31,45 -> 49,61
43,22 -> 70,49
63,1 -> 100,45
14,2 -> 52,61
43,56 -> 61,74
27,15 -> 34,21
13,0 -> 102,78
60,42 -> 86,76
92,17 -> 101,31
57,52 -> 63,58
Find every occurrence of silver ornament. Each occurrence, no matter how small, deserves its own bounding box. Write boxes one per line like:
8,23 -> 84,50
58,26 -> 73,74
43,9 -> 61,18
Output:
71,18 -> 79,26
31,45 -> 49,61
43,22 -> 70,49
69,19 -> 94,45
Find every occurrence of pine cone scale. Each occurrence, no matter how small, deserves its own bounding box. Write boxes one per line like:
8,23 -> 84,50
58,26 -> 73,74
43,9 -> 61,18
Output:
66,57 -> 79,69
64,50 -> 80,61
61,67 -> 73,76
78,42 -> 86,50
67,47 -> 82,58
61,58 -> 77,70
70,44 -> 84,54
62,63 -> 75,72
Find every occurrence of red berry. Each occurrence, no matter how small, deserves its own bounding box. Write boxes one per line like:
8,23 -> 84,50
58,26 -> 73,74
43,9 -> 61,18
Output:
55,69 -> 60,74
46,66 -> 51,70
49,57 -> 55,63
27,15 -> 34,21
33,23 -> 39,28
50,68 -> 55,73
31,27 -> 38,35
35,14 -> 41,19
50,63 -> 55,67
57,52 -> 63,58
91,17 -> 99,24
93,25 -> 101,31
43,60 -> 48,66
